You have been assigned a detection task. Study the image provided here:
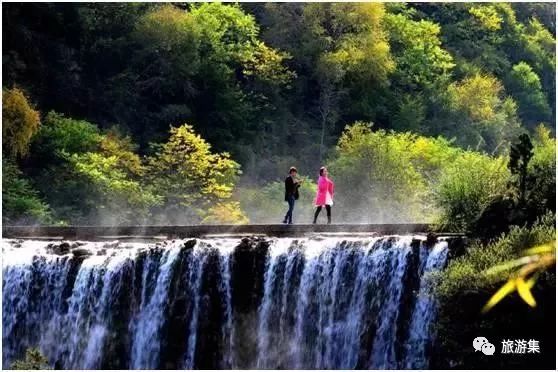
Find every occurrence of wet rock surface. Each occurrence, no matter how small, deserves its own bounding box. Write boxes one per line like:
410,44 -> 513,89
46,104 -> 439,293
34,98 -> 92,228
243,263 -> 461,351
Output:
46,242 -> 71,255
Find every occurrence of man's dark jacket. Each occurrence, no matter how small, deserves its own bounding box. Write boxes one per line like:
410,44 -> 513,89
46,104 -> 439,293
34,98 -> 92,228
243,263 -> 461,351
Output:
284,176 -> 300,201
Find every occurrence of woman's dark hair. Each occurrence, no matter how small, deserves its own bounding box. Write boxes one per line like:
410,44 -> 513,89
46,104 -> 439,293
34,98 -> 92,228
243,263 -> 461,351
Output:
289,166 -> 297,174
319,166 -> 326,176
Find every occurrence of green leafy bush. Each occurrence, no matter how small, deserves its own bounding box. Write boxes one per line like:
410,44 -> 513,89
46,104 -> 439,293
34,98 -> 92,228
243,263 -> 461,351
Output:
435,152 -> 510,232
436,212 -> 555,298
432,213 -> 556,369
2,159 -> 51,225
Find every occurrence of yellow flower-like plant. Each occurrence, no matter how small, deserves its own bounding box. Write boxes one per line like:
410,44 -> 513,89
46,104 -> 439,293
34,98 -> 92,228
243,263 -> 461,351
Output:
481,242 -> 556,313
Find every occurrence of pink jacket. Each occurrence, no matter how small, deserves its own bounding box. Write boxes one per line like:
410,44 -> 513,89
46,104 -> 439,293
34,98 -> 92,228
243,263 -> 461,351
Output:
315,176 -> 335,206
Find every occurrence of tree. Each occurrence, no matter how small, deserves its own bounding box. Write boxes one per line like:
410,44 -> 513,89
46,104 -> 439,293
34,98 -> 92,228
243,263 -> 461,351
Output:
2,87 -> 40,157
384,10 -> 454,91
29,111 -> 101,164
508,133 -> 534,203
71,131 -> 160,224
445,74 -> 522,153
26,112 -> 103,223
2,159 -> 51,225
435,152 -> 510,232
145,124 -> 244,224
506,62 -> 551,128
123,3 -> 293,159
328,122 -> 429,223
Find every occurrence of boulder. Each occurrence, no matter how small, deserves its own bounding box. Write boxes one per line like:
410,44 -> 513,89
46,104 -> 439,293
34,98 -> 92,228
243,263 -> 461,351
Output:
72,248 -> 93,258
47,242 -> 71,255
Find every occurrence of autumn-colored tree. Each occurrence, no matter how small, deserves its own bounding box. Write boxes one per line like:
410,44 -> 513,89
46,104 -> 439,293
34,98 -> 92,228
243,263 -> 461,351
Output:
146,124 -> 245,224
2,87 -> 40,157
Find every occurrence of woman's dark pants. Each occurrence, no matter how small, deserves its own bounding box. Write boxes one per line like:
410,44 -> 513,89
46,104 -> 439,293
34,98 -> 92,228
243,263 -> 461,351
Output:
313,205 -> 331,224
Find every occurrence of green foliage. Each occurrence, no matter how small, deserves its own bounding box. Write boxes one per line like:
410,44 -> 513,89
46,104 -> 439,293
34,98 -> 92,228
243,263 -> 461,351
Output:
27,112 -> 103,223
435,152 -> 510,232
31,111 -> 101,162
317,3 -> 394,85
2,2 -> 556,227
238,176 -> 317,224
508,133 -> 533,202
470,129 -> 555,240
391,94 -> 426,132
10,347 -> 50,370
2,159 -> 51,225
444,73 -> 522,152
384,11 -> 454,91
506,62 -> 552,128
330,123 -> 434,223
125,2 -> 292,162
525,126 -> 556,215
2,87 -> 40,157
145,124 -> 242,224
436,212 -> 555,298
432,212 -> 556,369
325,121 -> 516,226
469,5 -> 504,31
71,132 -> 160,224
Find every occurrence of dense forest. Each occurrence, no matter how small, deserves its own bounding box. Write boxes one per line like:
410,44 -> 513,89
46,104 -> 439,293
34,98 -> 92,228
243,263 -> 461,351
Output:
2,2 -> 556,227
2,3 -> 556,369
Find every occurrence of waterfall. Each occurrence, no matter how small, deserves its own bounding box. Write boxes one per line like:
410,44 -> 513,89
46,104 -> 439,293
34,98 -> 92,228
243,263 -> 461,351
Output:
2,236 -> 449,369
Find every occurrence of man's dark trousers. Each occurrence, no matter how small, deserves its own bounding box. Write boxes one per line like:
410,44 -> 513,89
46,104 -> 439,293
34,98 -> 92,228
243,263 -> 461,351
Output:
284,195 -> 296,224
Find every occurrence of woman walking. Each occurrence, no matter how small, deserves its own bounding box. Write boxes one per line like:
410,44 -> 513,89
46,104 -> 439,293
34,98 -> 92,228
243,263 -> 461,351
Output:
313,166 -> 334,224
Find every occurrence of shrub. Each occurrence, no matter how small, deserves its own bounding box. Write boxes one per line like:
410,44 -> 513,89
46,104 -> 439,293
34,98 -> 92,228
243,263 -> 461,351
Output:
432,213 -> 556,369
436,212 -> 556,298
435,152 -> 510,232
2,159 -> 51,225
328,122 -> 429,223
11,348 -> 50,370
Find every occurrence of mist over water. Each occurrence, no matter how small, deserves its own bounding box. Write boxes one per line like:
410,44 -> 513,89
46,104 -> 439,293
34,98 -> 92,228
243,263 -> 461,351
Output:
2,236 -> 448,369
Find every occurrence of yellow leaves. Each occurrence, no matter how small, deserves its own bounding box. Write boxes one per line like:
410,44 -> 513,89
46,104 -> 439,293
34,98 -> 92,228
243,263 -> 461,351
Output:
448,74 -> 504,122
469,6 -> 503,31
202,201 -> 249,225
146,124 -> 242,221
482,280 -> 516,313
482,242 -> 555,313
516,277 -> 536,307
482,276 -> 537,313
2,87 -> 41,157
524,243 -> 555,256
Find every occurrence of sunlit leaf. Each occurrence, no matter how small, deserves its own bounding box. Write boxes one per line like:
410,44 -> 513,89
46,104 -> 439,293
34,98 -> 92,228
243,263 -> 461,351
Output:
525,275 -> 537,290
481,279 -> 516,313
524,243 -> 555,256
484,255 -> 537,276
516,278 -> 537,307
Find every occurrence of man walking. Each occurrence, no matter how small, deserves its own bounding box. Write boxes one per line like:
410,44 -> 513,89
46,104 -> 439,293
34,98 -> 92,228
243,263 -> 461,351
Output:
283,167 -> 301,224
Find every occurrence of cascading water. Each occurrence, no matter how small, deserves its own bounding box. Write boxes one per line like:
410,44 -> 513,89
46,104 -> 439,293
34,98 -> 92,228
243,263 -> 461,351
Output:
2,235 -> 450,369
